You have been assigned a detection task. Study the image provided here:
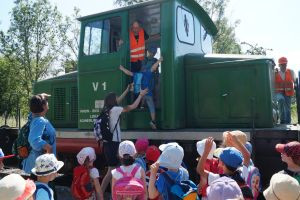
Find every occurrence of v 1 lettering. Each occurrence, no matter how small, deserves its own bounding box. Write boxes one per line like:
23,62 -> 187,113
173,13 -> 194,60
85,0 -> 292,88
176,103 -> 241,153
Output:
92,82 -> 99,92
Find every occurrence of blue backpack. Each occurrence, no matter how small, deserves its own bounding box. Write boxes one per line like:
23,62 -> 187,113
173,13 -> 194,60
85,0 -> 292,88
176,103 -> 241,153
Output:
35,184 -> 52,199
162,172 -> 199,200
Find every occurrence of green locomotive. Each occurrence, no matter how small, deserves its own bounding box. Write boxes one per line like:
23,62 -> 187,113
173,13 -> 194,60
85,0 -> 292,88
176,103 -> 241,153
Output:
33,0 -> 298,186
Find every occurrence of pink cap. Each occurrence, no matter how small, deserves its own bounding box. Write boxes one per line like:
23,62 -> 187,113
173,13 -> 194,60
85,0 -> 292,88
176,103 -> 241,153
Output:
135,138 -> 149,153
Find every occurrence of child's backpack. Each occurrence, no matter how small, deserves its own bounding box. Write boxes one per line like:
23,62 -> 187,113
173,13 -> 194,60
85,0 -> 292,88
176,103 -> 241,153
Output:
113,165 -> 145,200
35,184 -> 52,199
247,166 -> 261,200
71,166 -> 94,200
93,109 -> 120,142
162,172 -> 199,200
12,120 -> 31,159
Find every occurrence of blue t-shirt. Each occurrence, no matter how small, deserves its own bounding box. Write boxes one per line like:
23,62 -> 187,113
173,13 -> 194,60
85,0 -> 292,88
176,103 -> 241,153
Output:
133,72 -> 143,94
35,182 -> 54,200
141,70 -> 154,96
155,167 -> 189,200
142,57 -> 157,71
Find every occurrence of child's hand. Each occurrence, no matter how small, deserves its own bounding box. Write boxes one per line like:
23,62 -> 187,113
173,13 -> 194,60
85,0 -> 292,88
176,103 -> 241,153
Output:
150,162 -> 160,174
119,65 -> 124,70
204,137 -> 214,155
226,131 -> 238,147
158,56 -> 163,62
140,88 -> 148,96
127,83 -> 133,90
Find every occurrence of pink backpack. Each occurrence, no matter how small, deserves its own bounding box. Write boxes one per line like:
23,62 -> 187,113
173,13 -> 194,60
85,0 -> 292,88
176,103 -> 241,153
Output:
113,165 -> 145,200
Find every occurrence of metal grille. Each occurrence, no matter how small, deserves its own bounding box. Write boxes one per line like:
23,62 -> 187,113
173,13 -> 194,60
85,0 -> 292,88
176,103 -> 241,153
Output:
54,88 -> 66,121
70,87 -> 78,121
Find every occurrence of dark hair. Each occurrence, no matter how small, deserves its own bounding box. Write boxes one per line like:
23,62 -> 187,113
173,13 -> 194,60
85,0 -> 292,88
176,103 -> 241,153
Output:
102,92 -> 118,113
29,95 -> 47,113
224,164 -> 238,173
121,154 -> 135,166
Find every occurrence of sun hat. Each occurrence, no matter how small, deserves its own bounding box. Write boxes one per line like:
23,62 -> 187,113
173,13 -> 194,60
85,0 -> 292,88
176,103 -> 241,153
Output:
158,142 -> 184,169
77,147 -> 96,165
206,176 -> 243,200
219,147 -> 243,169
276,141 -> 300,163
223,130 -> 247,146
31,153 -> 64,176
0,148 -> 14,161
263,173 -> 300,200
119,140 -> 137,158
0,174 -> 36,200
196,139 -> 216,159
146,145 -> 161,163
213,148 -> 224,158
135,138 -> 149,153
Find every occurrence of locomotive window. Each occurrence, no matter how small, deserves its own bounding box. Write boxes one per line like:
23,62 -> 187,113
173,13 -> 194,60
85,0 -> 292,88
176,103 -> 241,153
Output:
83,21 -> 102,55
83,17 -> 121,56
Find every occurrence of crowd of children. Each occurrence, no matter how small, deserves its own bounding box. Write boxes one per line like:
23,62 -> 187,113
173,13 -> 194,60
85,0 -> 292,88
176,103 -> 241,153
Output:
0,131 -> 300,200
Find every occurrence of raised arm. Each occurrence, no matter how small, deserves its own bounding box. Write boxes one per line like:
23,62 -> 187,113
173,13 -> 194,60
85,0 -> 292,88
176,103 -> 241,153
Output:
119,65 -> 133,76
227,132 -> 251,167
151,57 -> 163,72
116,84 -> 132,104
148,162 -> 160,199
196,137 -> 213,180
122,88 -> 148,113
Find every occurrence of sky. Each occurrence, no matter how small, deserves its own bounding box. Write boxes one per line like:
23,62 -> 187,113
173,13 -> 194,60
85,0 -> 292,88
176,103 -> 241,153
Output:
0,0 -> 299,73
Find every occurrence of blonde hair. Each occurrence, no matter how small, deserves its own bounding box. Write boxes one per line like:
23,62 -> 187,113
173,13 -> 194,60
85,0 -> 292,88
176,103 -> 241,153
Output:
223,130 -> 247,147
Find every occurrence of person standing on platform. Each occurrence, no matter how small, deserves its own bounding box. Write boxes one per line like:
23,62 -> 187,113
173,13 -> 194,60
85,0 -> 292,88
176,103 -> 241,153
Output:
275,56 -> 296,124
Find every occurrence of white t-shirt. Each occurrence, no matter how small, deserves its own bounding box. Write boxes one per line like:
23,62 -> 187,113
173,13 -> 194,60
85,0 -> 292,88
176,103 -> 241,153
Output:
208,165 -> 249,185
90,167 -> 100,179
111,163 -> 142,180
109,106 -> 123,142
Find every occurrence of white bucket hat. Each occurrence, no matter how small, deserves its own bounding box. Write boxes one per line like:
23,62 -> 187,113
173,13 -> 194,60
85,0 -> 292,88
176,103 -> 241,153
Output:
77,147 -> 96,165
263,173 -> 300,200
119,140 -> 137,158
0,174 -> 36,200
31,153 -> 64,176
158,142 -> 184,169
196,139 -> 216,159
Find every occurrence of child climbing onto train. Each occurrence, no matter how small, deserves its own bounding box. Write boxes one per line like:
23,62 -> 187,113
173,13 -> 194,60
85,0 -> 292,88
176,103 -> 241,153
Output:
134,138 -> 149,171
71,147 -> 104,200
119,46 -> 163,129
111,140 -> 147,200
31,154 -> 64,200
197,137 -> 254,199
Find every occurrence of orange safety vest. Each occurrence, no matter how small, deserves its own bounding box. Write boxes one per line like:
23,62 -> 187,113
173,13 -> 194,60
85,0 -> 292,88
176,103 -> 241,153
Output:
130,29 -> 145,62
275,69 -> 295,96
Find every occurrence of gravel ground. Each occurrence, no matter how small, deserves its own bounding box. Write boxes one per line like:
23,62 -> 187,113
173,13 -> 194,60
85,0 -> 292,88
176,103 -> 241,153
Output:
56,187 -> 112,200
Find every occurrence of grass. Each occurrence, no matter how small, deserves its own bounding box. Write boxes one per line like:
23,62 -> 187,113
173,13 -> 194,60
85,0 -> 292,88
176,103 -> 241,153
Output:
291,103 -> 298,124
0,117 -> 27,128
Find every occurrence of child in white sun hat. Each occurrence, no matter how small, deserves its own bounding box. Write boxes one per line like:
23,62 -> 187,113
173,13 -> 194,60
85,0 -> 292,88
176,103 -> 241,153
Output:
72,147 -> 104,200
31,153 -> 64,200
111,140 -> 147,200
0,173 -> 36,200
148,142 -> 189,200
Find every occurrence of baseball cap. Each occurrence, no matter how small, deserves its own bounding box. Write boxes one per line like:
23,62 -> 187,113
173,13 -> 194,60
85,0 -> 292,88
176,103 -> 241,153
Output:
146,145 -> 160,163
206,176 -> 243,200
31,153 -> 64,176
135,138 -> 149,153
119,140 -> 136,158
158,142 -> 184,169
148,46 -> 157,54
276,141 -> 300,162
0,148 -> 14,161
0,174 -> 36,200
263,173 -> 300,200
77,147 -> 96,165
245,142 -> 253,154
196,139 -> 216,159
219,147 -> 243,169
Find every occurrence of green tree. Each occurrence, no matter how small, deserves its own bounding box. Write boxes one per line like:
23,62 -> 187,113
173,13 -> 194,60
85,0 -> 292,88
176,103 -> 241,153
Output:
114,0 -> 148,6
241,42 -> 272,55
0,0 -> 65,96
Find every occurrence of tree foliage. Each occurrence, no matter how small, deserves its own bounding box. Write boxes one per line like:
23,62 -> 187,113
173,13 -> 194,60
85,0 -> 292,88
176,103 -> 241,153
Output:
0,0 -> 65,96
241,42 -> 272,55
114,0 -> 149,7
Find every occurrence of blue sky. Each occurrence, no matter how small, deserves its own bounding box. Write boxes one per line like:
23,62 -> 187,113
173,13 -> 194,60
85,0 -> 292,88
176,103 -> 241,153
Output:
1,0 -> 299,72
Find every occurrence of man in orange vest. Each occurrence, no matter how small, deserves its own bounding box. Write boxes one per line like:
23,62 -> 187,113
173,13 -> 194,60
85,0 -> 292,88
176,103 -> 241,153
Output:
130,20 -> 149,72
275,57 -> 296,124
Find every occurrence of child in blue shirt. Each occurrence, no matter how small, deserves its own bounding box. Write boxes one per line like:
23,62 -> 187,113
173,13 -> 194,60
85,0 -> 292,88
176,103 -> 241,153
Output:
119,47 -> 163,129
